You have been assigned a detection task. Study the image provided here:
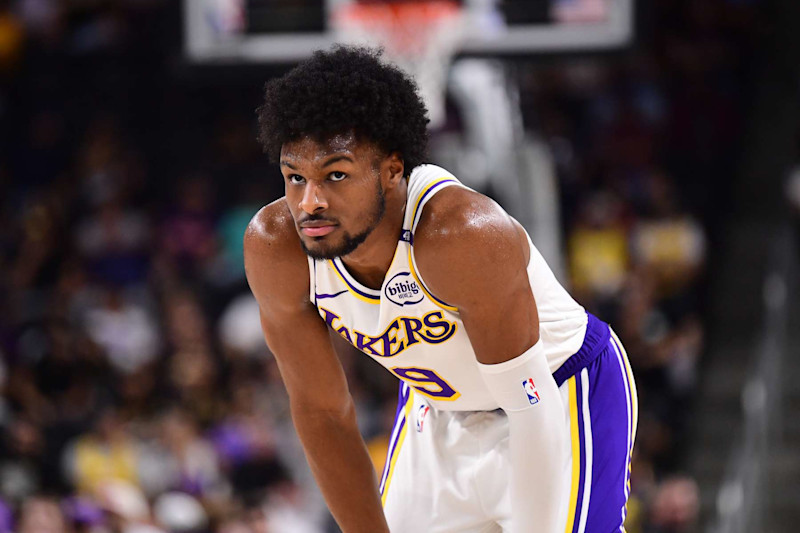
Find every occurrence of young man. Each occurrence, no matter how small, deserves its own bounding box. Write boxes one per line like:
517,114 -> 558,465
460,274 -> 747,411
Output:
244,46 -> 637,533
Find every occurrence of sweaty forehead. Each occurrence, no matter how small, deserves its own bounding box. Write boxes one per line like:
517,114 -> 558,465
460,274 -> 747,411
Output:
282,134 -> 355,161
280,134 -> 381,165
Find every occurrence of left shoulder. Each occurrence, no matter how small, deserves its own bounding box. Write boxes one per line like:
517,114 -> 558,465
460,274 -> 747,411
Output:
414,185 -> 516,254
414,186 -> 530,304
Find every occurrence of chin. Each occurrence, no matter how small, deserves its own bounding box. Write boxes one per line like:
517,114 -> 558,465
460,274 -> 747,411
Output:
300,226 -> 371,260
301,239 -> 344,261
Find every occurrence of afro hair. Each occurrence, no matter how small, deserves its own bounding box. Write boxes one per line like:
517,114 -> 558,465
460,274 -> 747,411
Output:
256,45 -> 430,175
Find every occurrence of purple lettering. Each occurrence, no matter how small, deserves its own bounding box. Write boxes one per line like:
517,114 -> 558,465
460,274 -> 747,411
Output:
401,317 -> 424,347
336,325 -> 352,343
354,331 -> 382,357
320,307 -> 341,329
374,319 -> 405,358
321,309 -> 456,358
421,311 -> 457,343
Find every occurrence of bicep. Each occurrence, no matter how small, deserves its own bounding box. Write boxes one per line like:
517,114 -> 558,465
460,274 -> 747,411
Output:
456,256 -> 539,365
415,197 -> 538,365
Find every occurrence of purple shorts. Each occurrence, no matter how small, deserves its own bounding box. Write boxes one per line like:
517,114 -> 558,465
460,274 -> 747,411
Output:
558,314 -> 638,533
380,314 -> 638,532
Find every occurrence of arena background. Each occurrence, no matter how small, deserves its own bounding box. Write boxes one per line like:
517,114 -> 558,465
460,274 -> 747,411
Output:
1,0 -> 798,532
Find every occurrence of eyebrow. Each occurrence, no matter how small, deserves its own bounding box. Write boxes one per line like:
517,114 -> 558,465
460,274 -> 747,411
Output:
280,153 -> 354,170
321,155 -> 354,167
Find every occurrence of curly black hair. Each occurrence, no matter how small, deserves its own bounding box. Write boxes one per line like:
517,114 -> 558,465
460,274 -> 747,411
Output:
256,45 -> 429,175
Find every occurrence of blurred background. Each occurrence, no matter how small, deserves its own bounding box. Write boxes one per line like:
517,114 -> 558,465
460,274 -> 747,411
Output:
1,0 -> 799,532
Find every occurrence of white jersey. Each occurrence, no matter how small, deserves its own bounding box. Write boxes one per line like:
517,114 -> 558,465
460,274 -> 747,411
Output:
308,164 -> 587,411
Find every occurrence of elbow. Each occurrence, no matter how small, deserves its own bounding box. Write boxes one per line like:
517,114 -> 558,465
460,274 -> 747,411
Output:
289,393 -> 357,426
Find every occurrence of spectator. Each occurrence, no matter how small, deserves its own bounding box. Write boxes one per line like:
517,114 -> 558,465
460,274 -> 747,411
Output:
160,175 -> 219,281
630,172 -> 706,299
75,197 -> 151,287
156,407 -> 227,498
82,287 -> 160,375
63,407 -> 141,496
16,495 -> 68,533
568,190 -> 630,315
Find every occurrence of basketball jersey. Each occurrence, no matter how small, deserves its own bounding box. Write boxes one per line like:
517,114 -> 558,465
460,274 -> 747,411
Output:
307,164 -> 588,411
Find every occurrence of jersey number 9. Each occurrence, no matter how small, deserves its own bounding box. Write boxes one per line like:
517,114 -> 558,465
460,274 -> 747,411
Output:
391,366 -> 461,401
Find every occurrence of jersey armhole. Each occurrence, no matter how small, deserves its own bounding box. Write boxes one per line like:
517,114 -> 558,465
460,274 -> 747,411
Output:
307,256 -> 317,306
524,231 -> 535,270
406,179 -> 466,313
407,245 -> 460,313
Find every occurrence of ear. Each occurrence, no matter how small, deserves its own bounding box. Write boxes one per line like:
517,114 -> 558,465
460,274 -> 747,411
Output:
382,151 -> 406,191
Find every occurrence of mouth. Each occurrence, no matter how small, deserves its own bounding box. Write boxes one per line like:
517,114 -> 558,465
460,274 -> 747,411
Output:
299,219 -> 338,237
301,226 -> 336,237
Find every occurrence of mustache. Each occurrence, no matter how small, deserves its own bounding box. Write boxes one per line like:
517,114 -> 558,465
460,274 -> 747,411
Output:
297,214 -> 338,224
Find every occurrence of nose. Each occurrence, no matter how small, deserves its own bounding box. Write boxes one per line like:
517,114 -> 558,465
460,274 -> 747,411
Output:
299,181 -> 328,214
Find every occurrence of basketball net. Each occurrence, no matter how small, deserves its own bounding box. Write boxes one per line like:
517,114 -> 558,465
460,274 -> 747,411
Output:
331,0 -> 466,129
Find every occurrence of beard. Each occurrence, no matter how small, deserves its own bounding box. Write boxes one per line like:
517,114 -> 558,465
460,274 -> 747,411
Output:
301,181 -> 386,260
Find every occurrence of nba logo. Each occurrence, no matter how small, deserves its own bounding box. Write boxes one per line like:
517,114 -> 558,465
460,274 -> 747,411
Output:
523,378 -> 540,405
416,405 -> 430,432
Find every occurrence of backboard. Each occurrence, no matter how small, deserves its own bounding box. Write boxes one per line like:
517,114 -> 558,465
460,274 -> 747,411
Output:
184,0 -> 635,64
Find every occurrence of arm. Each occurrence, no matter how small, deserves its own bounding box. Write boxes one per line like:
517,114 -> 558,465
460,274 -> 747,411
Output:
415,188 -> 568,533
244,201 -> 389,533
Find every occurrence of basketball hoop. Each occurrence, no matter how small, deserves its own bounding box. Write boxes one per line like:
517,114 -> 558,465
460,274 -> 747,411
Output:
331,0 -> 466,129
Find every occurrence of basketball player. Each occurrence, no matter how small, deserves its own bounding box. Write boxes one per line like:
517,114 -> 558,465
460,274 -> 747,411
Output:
244,46 -> 637,533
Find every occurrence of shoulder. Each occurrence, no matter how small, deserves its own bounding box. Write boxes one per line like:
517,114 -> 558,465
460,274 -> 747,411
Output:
414,185 -> 524,261
244,198 -> 310,309
413,186 -> 530,304
244,198 -> 298,263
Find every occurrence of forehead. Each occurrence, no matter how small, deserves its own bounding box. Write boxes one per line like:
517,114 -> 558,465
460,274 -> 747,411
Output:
280,134 -> 381,166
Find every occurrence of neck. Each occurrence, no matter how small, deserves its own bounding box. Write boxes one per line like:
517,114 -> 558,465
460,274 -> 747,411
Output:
340,180 -> 407,289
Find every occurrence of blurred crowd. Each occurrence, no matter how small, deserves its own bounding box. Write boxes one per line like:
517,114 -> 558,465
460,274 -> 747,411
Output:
0,0 -> 753,532
517,1 -> 754,530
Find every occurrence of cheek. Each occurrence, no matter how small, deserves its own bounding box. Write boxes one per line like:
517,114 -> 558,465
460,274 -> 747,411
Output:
349,177 -> 379,204
284,190 -> 304,219
285,184 -> 309,207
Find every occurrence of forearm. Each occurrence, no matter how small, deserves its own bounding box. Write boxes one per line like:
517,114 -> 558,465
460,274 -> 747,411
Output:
505,389 -> 568,532
478,340 -> 569,533
292,401 -> 390,533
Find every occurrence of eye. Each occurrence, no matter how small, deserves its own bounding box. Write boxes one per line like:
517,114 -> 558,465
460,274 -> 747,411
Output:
287,174 -> 305,185
329,171 -> 347,182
